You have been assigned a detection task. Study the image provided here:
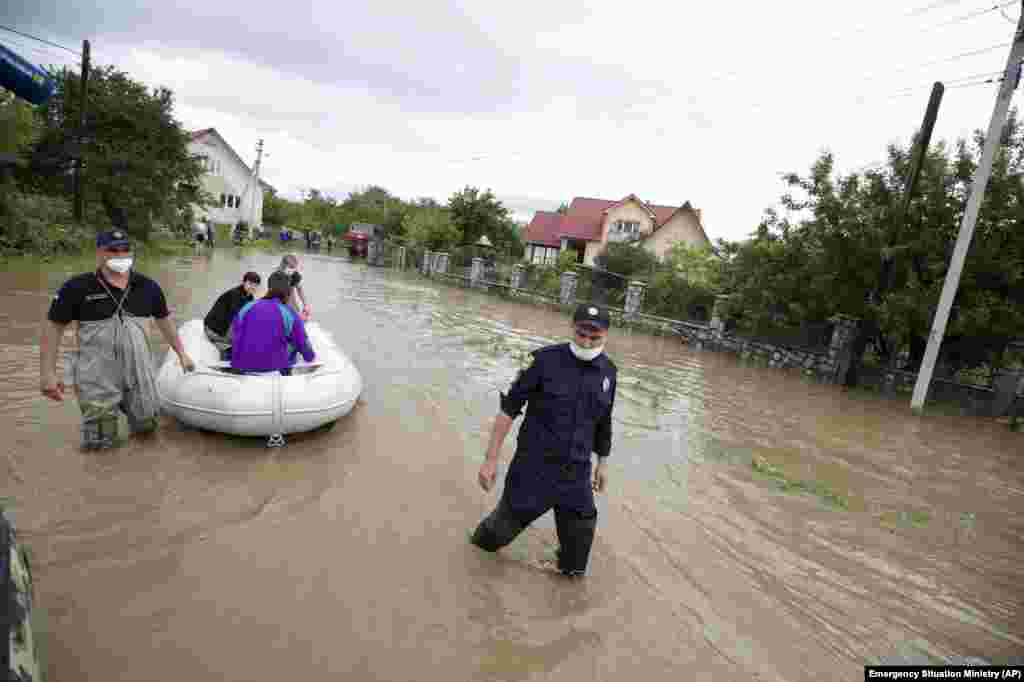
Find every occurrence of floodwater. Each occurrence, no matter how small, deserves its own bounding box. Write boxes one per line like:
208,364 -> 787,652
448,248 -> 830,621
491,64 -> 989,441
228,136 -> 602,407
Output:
1,250 -> 1021,681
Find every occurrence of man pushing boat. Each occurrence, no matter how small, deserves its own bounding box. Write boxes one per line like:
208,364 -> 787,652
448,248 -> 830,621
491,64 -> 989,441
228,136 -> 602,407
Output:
39,229 -> 196,450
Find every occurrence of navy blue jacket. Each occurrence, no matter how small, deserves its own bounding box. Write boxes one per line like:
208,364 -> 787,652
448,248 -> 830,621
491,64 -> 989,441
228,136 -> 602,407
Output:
500,343 -> 617,464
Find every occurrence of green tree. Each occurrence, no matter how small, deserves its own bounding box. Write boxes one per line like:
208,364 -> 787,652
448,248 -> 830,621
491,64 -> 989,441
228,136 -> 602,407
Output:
262,187 -> 297,226
0,88 -> 39,154
448,186 -> 510,246
663,242 -> 724,289
719,114 -> 1024,375
593,241 -> 659,278
403,206 -> 461,250
27,65 -> 207,239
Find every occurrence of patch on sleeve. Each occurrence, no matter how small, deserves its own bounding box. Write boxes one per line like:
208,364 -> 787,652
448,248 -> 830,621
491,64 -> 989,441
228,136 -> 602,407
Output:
602,377 -> 610,392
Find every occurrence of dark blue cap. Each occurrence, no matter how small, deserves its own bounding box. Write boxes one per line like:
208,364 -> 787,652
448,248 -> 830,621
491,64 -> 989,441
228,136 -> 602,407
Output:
573,303 -> 610,330
96,229 -> 131,249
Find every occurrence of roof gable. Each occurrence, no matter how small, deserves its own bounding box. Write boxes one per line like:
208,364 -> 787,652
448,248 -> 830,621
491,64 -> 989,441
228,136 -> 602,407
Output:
188,128 -> 276,194
189,128 -> 253,176
526,194 -> 711,246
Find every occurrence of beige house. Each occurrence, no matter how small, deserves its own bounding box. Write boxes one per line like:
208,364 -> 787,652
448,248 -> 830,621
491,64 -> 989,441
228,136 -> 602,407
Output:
523,194 -> 711,266
187,128 -> 272,232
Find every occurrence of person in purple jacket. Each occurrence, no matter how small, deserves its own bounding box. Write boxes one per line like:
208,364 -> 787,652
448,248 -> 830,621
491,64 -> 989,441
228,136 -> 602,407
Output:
229,271 -> 315,375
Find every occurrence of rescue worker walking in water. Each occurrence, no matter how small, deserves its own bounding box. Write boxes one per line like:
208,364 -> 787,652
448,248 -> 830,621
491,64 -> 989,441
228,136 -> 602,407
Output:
39,229 -> 196,450
471,303 -> 617,578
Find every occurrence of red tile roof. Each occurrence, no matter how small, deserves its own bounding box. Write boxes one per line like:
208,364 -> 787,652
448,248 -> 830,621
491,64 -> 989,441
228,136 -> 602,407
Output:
522,211 -> 602,247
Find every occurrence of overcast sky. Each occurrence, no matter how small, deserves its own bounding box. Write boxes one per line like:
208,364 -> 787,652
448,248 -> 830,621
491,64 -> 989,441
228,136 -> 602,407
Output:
3,0 -> 1022,240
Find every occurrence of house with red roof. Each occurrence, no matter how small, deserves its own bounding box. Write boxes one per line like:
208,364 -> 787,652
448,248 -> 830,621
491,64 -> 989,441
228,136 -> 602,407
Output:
187,128 -> 274,231
522,194 -> 711,266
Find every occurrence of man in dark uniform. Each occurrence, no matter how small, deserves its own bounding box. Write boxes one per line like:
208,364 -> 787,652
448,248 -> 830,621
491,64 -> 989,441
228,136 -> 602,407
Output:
39,229 -> 195,449
203,271 -> 261,360
471,303 -> 617,578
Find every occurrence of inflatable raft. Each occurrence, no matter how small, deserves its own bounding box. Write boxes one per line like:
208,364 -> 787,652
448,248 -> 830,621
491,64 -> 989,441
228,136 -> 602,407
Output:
156,319 -> 362,443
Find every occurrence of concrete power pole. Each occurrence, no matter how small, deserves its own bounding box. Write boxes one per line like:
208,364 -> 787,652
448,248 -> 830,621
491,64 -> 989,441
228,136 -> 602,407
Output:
911,1 -> 1024,414
239,139 -> 265,236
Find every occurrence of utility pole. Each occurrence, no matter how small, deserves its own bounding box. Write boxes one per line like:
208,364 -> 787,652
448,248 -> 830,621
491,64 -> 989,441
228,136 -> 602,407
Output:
849,83 -> 944,387
242,138 -> 265,234
73,39 -> 90,223
911,2 -> 1024,414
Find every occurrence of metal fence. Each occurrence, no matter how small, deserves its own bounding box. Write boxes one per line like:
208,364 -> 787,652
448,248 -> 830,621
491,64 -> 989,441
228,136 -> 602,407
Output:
573,265 -> 628,306
731,321 -> 836,351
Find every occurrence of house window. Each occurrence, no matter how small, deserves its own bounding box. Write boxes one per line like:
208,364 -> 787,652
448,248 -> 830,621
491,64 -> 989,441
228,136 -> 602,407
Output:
614,220 -> 640,235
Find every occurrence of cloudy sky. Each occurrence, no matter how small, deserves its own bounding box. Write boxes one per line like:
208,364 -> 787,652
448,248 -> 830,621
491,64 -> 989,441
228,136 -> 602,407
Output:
3,0 -> 1022,240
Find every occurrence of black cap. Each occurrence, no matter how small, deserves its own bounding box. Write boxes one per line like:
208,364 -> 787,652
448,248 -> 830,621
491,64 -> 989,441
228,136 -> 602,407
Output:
96,229 -> 131,249
267,271 -> 293,292
573,303 -> 610,330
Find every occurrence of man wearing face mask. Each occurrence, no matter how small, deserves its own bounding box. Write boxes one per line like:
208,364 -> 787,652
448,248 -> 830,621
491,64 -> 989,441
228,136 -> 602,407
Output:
471,303 -> 617,578
274,254 -> 311,321
39,229 -> 196,450
203,271 -> 261,360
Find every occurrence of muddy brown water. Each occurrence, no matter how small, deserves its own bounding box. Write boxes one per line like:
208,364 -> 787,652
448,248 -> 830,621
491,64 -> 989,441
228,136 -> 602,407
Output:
1,250 -> 1021,681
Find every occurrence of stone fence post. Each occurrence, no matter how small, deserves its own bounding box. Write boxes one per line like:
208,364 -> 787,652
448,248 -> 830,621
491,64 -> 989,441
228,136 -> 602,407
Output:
396,246 -> 406,270
471,257 -> 485,288
991,367 -> 1024,418
624,280 -> 647,319
510,264 -> 526,294
710,294 -> 732,342
827,314 -> 861,385
366,239 -> 382,266
559,270 -> 578,306
433,252 -> 449,276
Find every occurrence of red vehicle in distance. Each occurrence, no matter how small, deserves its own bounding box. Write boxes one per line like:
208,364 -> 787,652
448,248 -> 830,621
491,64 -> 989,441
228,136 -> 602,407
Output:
342,223 -> 382,258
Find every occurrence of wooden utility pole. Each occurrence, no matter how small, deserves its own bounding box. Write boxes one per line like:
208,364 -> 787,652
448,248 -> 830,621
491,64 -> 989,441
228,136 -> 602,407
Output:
73,39 -> 91,223
876,82 -> 944,298
911,2 -> 1024,414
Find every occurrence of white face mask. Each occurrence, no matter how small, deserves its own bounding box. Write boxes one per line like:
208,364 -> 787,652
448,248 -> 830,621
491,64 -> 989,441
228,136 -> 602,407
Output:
106,257 -> 133,273
283,267 -> 296,276
569,341 -> 604,362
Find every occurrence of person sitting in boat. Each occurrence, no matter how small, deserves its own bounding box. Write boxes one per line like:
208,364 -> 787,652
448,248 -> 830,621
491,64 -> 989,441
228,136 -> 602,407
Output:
230,271 -> 315,376
203,271 -> 261,360
273,254 -> 312,321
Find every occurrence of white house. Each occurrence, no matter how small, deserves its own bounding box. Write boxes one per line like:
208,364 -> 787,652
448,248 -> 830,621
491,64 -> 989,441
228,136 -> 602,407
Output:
187,128 -> 272,232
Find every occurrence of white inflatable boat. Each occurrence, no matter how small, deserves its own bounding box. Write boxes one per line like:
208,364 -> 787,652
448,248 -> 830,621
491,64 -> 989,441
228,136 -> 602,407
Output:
156,319 -> 362,441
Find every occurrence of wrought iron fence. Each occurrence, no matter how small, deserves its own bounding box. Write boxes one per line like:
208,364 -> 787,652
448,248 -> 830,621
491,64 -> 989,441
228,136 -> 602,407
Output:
573,265 -> 628,307
731,320 -> 835,351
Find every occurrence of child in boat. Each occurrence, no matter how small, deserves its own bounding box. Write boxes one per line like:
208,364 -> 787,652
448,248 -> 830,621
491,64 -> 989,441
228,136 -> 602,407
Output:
230,271 -> 315,375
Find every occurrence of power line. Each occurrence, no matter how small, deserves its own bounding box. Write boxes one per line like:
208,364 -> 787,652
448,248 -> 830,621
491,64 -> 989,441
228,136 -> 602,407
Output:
0,24 -> 79,56
918,0 -> 1018,33
907,0 -> 970,17
697,2 -> 1015,93
857,42 -> 1010,86
1,37 -> 80,68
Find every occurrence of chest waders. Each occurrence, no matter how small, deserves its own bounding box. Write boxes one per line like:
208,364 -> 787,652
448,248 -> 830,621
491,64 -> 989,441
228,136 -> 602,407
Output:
66,277 -> 161,449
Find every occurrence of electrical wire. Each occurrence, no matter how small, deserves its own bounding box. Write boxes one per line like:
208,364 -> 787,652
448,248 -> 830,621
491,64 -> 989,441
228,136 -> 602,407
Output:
1,38 -> 80,69
0,24 -> 79,55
